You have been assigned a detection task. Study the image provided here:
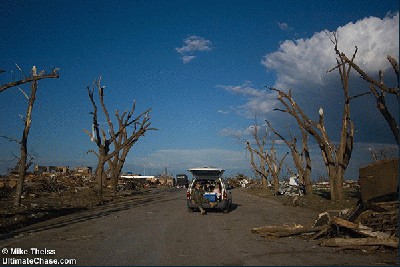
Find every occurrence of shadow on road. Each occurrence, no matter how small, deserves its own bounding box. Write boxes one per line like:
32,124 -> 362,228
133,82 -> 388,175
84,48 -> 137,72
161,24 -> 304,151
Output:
0,190 -> 173,241
228,203 -> 240,212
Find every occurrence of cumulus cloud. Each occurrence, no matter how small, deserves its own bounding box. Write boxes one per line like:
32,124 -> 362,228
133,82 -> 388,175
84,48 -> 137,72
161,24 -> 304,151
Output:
259,12 -> 399,147
217,81 -> 278,118
262,13 -> 399,90
176,35 -> 213,63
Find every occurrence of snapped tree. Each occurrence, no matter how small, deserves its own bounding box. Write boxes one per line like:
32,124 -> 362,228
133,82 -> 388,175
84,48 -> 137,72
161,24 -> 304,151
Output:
245,124 -> 269,188
0,65 -> 59,206
265,120 -> 312,195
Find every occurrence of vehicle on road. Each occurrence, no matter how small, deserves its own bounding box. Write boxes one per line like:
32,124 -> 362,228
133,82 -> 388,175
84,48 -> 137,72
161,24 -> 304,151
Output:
176,174 -> 189,188
186,167 -> 232,213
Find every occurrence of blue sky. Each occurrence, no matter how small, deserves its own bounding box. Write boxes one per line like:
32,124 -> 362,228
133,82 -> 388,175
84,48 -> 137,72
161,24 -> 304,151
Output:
0,0 -> 398,179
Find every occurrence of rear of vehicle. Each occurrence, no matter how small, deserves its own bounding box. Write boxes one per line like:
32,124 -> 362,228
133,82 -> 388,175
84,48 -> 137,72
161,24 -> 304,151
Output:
186,167 -> 232,213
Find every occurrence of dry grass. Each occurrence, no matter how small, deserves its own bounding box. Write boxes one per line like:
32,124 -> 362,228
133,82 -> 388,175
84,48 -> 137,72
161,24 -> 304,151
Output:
244,186 -> 360,213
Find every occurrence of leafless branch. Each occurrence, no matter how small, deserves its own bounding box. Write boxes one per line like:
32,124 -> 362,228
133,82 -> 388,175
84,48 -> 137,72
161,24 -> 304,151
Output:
1,135 -> 22,144
15,63 -> 27,78
86,149 -> 100,158
349,91 -> 372,101
0,69 -> 59,93
18,87 -> 29,99
387,55 -> 399,81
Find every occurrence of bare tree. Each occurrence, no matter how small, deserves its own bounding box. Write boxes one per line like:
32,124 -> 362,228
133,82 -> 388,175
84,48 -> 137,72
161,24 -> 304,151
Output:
107,106 -> 155,192
245,124 -> 269,188
265,144 -> 289,194
0,66 -> 59,206
269,35 -> 366,201
265,120 -> 312,194
369,146 -> 398,162
84,77 -> 155,197
246,124 -> 288,193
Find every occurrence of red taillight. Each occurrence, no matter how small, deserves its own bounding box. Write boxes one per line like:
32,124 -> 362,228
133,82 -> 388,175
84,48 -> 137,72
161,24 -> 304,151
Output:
187,191 -> 191,199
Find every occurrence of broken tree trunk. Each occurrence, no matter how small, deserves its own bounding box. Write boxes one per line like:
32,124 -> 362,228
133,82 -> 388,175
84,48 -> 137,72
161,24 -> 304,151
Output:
12,67 -> 59,206
252,224 -> 328,238
320,237 -> 399,249
251,224 -> 304,234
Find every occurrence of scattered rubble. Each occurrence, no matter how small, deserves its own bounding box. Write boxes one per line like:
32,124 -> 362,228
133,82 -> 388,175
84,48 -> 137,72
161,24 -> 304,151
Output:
275,176 -> 305,196
252,197 -> 398,251
0,172 -> 148,234
253,159 -> 399,252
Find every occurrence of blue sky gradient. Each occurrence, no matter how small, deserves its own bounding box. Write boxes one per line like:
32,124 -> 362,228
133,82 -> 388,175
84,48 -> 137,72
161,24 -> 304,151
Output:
0,0 -> 398,178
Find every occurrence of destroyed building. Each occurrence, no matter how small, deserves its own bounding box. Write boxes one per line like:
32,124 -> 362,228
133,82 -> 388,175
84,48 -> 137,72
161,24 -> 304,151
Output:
34,165 -> 69,174
73,166 -> 93,175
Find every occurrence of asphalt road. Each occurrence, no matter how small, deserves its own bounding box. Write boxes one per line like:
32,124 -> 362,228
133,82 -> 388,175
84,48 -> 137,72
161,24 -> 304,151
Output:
0,187 -> 398,266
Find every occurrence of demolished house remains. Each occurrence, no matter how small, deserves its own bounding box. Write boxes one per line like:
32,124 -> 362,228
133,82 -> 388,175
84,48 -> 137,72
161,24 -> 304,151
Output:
252,159 -> 399,251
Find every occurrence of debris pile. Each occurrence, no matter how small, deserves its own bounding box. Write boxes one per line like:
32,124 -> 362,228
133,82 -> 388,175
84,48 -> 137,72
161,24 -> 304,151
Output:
22,174 -> 95,196
252,196 -> 399,251
275,176 -> 305,196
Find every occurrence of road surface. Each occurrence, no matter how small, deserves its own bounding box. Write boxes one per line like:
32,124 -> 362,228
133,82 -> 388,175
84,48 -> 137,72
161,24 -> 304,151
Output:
0,187 -> 398,266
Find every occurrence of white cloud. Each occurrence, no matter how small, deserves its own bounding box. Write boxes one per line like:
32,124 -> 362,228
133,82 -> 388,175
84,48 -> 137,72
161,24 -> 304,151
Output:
217,109 -> 229,115
219,124 -> 286,145
219,128 -> 244,139
176,35 -> 212,54
278,22 -> 290,31
218,81 -> 265,97
176,35 -> 213,63
182,55 -> 196,64
262,13 -> 399,90
217,81 -> 278,118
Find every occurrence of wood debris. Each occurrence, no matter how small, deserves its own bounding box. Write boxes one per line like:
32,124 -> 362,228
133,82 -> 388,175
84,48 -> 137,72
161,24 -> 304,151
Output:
320,237 -> 399,249
251,223 -> 331,238
252,198 -> 398,251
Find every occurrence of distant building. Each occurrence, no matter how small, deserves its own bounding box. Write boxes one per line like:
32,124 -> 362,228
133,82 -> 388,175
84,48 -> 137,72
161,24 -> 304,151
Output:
73,166 -> 92,175
34,165 -> 69,174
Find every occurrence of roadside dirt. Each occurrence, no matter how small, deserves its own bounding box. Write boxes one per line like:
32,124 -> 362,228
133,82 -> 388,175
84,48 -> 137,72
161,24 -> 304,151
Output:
0,176 -> 148,235
244,186 -> 361,212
